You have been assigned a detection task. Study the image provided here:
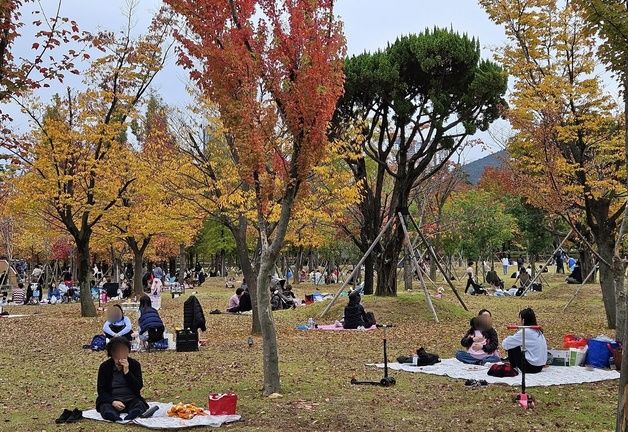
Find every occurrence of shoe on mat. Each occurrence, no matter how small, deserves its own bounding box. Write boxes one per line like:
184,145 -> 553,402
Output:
66,408 -> 83,423
479,380 -> 488,386
102,411 -> 122,422
55,409 -> 73,424
464,379 -> 477,387
125,408 -> 143,421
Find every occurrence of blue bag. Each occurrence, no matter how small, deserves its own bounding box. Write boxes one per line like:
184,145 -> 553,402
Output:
90,334 -> 107,351
151,339 -> 169,350
586,337 -> 620,368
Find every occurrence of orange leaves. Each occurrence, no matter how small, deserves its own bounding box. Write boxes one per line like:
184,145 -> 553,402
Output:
165,0 -> 345,211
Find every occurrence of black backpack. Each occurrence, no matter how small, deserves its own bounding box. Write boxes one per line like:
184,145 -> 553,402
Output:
416,347 -> 441,366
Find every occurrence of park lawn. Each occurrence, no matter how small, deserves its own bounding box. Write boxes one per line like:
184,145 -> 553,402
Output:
0,272 -> 618,432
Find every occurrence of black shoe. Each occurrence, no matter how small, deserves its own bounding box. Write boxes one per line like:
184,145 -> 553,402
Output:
66,409 -> 83,423
102,411 -> 122,422
125,408 -> 143,421
55,409 -> 73,424
479,380 -> 488,386
464,379 -> 477,387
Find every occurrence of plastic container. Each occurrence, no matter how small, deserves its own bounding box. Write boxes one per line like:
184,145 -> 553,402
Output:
563,334 -> 588,349
208,393 -> 238,415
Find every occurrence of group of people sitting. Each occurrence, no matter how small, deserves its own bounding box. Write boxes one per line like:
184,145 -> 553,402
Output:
455,307 -> 548,374
102,295 -> 166,346
226,283 -> 252,313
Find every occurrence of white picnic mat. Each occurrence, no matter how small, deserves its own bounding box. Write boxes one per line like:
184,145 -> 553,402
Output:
370,358 -> 620,387
0,314 -> 28,318
83,402 -> 241,429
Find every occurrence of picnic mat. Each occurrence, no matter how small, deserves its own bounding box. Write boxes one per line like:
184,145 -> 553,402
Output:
297,324 -> 377,331
83,402 -> 240,429
0,314 -> 28,318
370,358 -> 620,387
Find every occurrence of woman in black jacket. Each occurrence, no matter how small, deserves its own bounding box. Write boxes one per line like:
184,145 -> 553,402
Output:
343,291 -> 376,329
96,337 -> 148,422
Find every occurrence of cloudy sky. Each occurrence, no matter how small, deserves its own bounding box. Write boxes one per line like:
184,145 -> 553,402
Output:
11,0 -> 511,161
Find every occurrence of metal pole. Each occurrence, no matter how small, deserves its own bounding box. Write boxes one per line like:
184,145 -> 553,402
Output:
520,230 -> 573,296
398,213 -> 439,323
408,214 -> 468,311
563,263 -> 599,311
319,216 -> 396,318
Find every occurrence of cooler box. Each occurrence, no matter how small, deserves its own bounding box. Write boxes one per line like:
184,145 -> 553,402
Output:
176,329 -> 199,352
208,393 -> 238,415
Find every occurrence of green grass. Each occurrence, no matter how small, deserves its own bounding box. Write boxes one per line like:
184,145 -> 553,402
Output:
0,272 -> 618,431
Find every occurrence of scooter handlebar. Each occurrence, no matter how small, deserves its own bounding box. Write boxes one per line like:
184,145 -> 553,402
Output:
507,325 -> 543,330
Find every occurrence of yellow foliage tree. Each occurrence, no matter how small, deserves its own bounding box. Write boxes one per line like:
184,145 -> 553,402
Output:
5,11 -> 174,316
480,0 -> 626,332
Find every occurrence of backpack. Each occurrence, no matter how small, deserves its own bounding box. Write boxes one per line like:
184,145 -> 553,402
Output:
488,363 -> 518,377
416,347 -> 440,366
90,335 -> 107,351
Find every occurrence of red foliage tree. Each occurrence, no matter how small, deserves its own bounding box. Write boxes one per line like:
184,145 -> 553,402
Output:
165,0 -> 345,394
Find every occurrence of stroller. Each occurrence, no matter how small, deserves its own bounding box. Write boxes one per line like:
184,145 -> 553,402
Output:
270,278 -> 295,311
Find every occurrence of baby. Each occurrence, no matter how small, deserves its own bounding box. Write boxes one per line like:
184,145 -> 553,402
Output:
467,317 -> 487,359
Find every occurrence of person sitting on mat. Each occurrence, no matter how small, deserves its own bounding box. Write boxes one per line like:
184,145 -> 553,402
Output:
455,315 -> 500,365
103,304 -> 133,341
566,261 -> 583,284
138,295 -> 165,343
464,262 -> 486,295
237,288 -> 252,313
96,337 -> 149,422
227,287 -> 244,313
502,308 -> 547,374
343,290 -> 376,329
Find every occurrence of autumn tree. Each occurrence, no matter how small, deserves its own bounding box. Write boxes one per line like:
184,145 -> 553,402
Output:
104,95 -> 197,295
333,29 -> 508,295
441,189 -> 516,268
577,3 -> 628,430
480,0 -> 626,334
6,10 -> 174,316
166,0 -> 345,395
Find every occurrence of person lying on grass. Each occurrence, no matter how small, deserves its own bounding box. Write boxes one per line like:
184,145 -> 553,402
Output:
103,304 -> 133,341
343,290 -> 376,329
96,337 -> 149,422
502,307 -> 547,374
455,313 -> 500,365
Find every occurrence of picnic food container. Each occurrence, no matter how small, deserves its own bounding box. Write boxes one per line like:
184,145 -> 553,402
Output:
208,393 -> 238,415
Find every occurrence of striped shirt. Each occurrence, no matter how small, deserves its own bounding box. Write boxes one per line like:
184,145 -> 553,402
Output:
12,288 -> 25,305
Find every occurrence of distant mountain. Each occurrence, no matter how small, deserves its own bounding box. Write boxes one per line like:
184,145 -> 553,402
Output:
462,150 -> 508,185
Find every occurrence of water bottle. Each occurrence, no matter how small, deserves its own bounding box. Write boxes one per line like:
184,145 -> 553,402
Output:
307,317 -> 315,329
412,354 -> 419,366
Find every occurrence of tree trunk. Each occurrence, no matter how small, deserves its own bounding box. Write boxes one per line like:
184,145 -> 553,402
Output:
256,254 -> 280,395
231,218 -> 261,335
178,244 -> 187,285
403,253 -> 413,291
133,248 -> 144,296
76,237 -> 96,317
295,247 -> 303,284
615,54 -> 628,432
597,236 -> 617,330
375,238 -> 401,296
363,253 -> 375,295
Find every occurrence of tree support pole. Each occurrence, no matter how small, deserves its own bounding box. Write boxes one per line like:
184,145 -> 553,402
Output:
408,214 -> 468,311
398,212 -> 439,323
521,230 -> 573,296
563,263 -> 599,311
319,216 -> 395,318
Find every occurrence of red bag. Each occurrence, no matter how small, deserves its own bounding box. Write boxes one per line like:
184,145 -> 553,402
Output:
208,393 -> 238,415
563,334 -> 588,349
